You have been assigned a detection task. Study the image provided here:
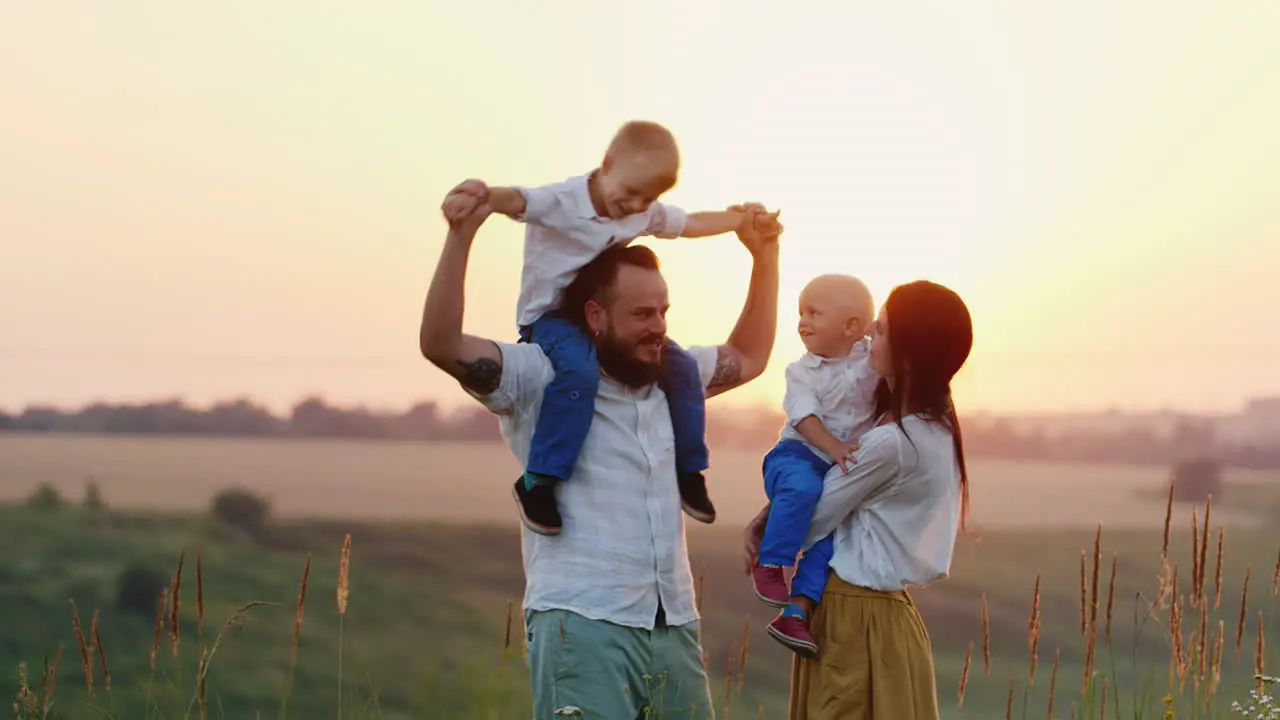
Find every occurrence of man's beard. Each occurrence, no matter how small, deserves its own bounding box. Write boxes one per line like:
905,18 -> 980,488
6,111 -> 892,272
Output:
595,329 -> 665,388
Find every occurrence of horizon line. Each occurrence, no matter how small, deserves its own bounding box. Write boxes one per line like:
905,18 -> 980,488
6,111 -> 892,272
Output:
5,392 -> 1278,421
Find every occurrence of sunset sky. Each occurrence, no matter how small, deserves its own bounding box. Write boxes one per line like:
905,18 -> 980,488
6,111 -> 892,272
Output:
3,1 -> 1279,417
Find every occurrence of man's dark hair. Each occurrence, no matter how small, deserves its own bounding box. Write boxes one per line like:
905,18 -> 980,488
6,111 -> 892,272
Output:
558,244 -> 662,329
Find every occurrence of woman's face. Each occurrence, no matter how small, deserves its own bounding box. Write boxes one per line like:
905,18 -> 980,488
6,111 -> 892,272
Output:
868,307 -> 892,378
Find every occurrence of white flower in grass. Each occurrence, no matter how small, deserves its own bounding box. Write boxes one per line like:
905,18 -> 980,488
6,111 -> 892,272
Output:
1231,678 -> 1280,718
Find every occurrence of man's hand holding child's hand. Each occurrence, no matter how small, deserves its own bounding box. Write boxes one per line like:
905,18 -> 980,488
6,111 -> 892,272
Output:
441,179 -> 490,224
728,203 -> 782,237
441,179 -> 493,232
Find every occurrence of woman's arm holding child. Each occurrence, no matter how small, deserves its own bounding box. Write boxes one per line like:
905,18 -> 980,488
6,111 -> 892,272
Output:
803,432 -> 900,548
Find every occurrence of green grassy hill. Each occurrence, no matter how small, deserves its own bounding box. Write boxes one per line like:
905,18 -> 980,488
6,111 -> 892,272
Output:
2,488 -> 1278,719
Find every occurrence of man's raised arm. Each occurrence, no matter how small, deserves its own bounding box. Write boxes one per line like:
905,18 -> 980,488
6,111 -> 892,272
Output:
705,207 -> 782,399
419,189 -> 505,396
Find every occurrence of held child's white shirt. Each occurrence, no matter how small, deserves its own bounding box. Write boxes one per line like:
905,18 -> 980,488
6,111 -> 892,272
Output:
513,174 -> 687,328
778,337 -> 881,464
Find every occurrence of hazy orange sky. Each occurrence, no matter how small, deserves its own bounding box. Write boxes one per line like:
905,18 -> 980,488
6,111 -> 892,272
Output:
3,2 -> 1279,416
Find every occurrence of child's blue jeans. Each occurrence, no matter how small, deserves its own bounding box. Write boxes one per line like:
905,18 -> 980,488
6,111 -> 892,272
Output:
760,439 -> 837,603
519,310 -> 710,481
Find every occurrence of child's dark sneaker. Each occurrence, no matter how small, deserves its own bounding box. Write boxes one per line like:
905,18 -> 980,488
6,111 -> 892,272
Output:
678,471 -> 716,524
512,476 -> 562,536
751,564 -> 790,608
767,607 -> 819,659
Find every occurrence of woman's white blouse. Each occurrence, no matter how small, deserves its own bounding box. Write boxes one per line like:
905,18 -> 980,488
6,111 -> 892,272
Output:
804,414 -> 963,591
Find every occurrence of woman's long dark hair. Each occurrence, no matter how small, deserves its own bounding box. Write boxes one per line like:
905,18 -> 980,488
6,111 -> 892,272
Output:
873,280 -> 974,532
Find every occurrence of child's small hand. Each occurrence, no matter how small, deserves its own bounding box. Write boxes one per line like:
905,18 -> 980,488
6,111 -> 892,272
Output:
728,203 -> 781,237
454,178 -> 489,199
752,209 -> 782,237
441,193 -> 478,222
441,179 -> 490,223
441,179 -> 493,231
828,441 -> 860,473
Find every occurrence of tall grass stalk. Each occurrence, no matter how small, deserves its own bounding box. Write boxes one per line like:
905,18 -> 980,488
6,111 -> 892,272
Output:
336,533 -> 352,720
280,553 -> 311,719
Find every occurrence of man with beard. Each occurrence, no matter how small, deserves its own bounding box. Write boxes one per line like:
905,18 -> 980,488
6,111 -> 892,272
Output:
419,183 -> 781,718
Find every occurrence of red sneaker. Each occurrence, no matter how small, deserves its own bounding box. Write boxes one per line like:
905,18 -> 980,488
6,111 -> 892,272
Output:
767,612 -> 819,659
751,564 -> 790,608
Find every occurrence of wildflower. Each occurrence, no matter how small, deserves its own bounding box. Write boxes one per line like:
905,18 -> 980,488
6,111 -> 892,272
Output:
1228,674 -> 1280,718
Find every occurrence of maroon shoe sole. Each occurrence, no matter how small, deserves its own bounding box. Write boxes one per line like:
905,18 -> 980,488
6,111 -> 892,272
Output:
752,584 -> 790,609
767,623 -> 819,659
511,485 -> 562,536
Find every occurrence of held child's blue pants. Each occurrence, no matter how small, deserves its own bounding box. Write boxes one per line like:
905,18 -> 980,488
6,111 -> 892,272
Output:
760,439 -> 837,603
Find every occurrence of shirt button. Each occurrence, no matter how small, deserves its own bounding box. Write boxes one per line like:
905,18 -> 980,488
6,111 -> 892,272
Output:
570,391 -> 580,400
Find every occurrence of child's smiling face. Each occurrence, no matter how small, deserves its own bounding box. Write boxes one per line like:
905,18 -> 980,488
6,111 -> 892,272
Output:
596,149 -> 678,218
797,275 -> 876,358
593,120 -> 681,219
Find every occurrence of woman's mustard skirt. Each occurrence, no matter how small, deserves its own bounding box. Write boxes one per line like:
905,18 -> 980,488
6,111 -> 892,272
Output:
788,575 -> 941,720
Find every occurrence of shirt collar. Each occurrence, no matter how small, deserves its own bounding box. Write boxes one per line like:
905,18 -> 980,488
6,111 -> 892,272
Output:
572,172 -> 605,220
799,336 -> 871,369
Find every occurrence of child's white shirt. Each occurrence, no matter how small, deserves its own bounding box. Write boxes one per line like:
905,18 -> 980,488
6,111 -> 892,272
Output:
779,338 -> 881,464
513,173 -> 687,328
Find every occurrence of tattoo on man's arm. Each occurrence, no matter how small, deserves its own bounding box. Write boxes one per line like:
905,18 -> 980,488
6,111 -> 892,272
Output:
709,346 -> 744,389
456,357 -> 502,395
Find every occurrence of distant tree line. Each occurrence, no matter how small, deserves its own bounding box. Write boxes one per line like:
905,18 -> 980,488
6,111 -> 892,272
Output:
3,397 -> 1280,469
0,397 -> 501,442
709,409 -> 1280,470
957,416 -> 1280,470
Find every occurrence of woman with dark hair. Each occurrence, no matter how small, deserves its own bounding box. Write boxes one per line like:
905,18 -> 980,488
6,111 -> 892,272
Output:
743,279 -> 974,720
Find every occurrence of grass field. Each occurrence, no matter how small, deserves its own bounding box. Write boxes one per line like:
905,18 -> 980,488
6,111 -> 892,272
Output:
3,434 -> 1276,529
2,435 -> 1280,718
